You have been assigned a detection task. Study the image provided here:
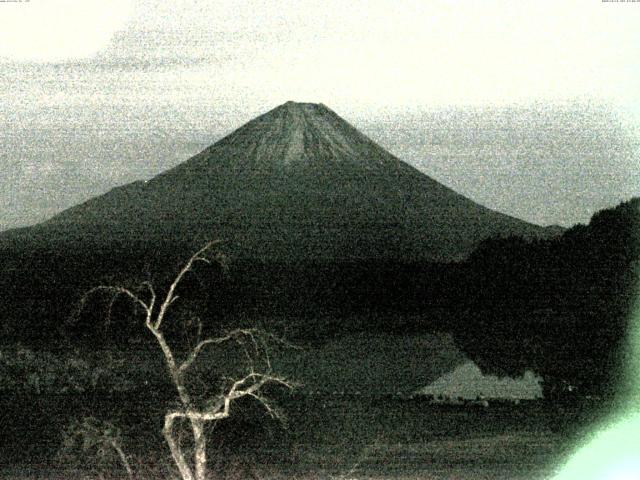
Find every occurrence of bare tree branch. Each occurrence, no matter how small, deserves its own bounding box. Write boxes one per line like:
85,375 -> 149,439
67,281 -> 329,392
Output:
245,391 -> 286,424
75,285 -> 153,333
154,240 -> 222,330
77,240 -> 296,480
178,328 -> 259,375
167,372 -> 294,423
85,286 -> 151,315
140,281 -> 157,313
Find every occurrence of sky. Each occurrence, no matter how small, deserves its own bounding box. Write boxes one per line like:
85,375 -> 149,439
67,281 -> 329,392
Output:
1,0 -> 639,230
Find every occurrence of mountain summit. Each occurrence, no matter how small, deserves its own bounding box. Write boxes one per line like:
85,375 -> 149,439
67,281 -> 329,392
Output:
14,102 -> 553,261
202,101 -> 403,172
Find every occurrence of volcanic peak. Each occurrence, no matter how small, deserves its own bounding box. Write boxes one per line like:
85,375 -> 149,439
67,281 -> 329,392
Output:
200,100 -> 394,174
282,100 -> 327,110
24,101 -> 553,263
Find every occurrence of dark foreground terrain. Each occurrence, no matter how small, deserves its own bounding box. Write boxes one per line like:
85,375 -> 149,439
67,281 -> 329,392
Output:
0,392 -> 608,480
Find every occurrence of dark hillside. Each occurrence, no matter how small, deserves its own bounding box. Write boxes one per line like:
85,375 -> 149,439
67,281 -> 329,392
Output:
453,198 -> 640,398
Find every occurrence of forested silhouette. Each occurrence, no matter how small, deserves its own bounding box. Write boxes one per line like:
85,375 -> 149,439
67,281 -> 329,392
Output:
454,198 -> 639,398
0,199 -> 637,401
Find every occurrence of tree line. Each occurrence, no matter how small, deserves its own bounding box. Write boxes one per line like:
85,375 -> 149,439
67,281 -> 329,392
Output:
0,198 -> 637,398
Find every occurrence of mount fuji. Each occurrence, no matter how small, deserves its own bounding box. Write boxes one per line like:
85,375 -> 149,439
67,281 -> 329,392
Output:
7,101 -> 555,262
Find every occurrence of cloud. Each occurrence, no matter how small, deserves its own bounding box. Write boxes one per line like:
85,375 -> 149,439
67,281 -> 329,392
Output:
0,0 -> 133,62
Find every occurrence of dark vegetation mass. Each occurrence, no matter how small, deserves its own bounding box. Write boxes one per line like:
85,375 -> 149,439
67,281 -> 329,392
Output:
457,197 -> 639,399
0,198 -> 637,400
0,198 -> 636,478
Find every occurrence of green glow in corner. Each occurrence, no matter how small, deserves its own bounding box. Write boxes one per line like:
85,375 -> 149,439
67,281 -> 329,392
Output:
554,278 -> 640,480
553,411 -> 640,479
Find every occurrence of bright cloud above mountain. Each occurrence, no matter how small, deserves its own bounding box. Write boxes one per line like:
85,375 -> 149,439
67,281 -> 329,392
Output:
0,0 -> 132,62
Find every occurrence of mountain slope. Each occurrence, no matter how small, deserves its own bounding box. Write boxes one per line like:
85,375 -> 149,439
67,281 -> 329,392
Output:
5,101 -> 554,261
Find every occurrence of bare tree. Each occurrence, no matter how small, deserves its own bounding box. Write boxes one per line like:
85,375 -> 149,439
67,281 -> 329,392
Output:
59,417 -> 134,480
78,240 -> 294,480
